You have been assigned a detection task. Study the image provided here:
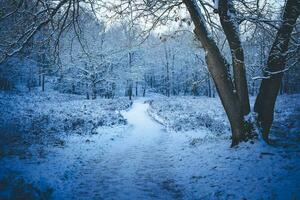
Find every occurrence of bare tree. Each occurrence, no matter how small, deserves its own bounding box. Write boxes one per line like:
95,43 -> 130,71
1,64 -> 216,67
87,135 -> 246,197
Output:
218,0 -> 250,115
254,0 -> 300,141
184,0 -> 246,146
0,0 -> 98,63
183,0 -> 300,145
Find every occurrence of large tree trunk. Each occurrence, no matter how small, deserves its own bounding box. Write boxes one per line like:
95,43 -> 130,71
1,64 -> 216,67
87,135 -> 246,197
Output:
184,0 -> 244,146
218,0 -> 250,116
254,0 -> 300,141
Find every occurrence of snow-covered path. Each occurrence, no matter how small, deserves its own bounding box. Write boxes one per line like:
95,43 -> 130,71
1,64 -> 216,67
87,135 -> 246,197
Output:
48,99 -> 300,200
69,99 -> 185,199
1,98 -> 300,200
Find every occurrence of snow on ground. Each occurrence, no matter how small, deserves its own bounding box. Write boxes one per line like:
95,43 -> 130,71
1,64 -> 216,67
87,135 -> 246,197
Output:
0,92 -> 299,199
0,89 -> 131,148
0,89 -> 131,160
0,89 -> 131,136
148,94 -> 300,136
147,94 -> 230,136
0,90 -> 131,199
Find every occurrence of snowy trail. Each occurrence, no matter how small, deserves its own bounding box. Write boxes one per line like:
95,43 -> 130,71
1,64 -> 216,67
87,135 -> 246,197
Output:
2,98 -> 299,200
1,99 -> 189,200
57,99 -> 300,200
68,99 -> 185,200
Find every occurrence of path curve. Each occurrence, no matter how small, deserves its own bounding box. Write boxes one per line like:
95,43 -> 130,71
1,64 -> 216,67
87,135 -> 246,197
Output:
70,99 -> 185,200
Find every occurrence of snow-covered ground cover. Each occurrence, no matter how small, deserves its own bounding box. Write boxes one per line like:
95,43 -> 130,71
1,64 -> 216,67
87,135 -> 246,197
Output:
0,92 -> 299,200
148,94 -> 300,137
147,95 -> 229,135
0,89 -> 131,138
0,89 -> 131,171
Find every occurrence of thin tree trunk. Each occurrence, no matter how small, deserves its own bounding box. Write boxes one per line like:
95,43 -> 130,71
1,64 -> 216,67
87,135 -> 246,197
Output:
171,54 -> 175,96
143,83 -> 146,97
135,82 -> 137,96
72,84 -> 75,94
92,82 -> 96,100
42,74 -> 45,92
184,0 -> 244,146
128,83 -> 132,100
85,83 -> 89,99
254,0 -> 300,141
164,44 -> 170,97
218,0 -> 250,115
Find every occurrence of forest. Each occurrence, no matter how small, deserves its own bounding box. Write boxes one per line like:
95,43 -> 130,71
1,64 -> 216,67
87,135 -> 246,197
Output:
0,0 -> 299,199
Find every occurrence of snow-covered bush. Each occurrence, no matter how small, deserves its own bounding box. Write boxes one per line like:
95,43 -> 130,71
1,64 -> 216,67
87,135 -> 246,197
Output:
149,94 -> 300,138
148,95 -> 230,134
0,90 -> 131,139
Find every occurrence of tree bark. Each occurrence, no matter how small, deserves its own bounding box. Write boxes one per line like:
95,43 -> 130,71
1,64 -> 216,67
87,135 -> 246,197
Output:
91,81 -> 97,100
128,83 -> 132,100
136,81 -> 138,96
218,0 -> 250,115
164,44 -> 170,97
143,84 -> 146,97
207,72 -> 211,97
254,0 -> 300,141
184,0 -> 244,146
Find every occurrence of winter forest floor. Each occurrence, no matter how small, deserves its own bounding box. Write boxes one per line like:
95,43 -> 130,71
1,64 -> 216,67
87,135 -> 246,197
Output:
0,90 -> 299,200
